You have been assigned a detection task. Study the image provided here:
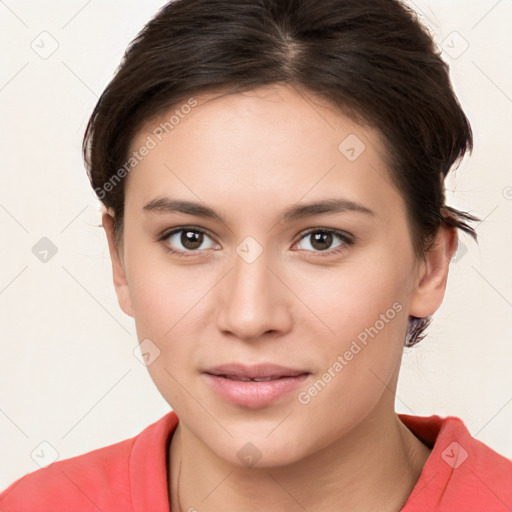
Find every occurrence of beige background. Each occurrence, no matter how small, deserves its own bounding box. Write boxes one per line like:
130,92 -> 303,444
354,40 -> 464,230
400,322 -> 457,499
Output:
1,0 -> 511,489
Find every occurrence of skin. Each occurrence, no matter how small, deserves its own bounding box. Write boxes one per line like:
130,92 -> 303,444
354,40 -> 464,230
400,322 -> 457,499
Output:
102,84 -> 457,512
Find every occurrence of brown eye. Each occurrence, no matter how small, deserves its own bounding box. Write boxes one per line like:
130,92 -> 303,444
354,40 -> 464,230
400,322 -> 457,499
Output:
163,228 -> 218,254
296,229 -> 352,255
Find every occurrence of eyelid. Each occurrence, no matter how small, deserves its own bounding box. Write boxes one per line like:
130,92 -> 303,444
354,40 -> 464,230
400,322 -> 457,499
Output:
156,225 -> 219,254
296,227 -> 354,245
292,227 -> 354,257
157,225 -> 215,240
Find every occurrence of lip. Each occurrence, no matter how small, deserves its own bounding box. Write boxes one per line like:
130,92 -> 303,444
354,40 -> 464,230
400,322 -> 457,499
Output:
202,363 -> 310,408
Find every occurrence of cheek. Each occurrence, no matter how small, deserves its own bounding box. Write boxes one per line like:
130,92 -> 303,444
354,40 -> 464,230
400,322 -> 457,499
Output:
125,235 -> 209,333
125,245 -> 221,388
287,265 -> 409,451
289,256 -> 410,399
126,260 -> 208,408
292,252 -> 410,348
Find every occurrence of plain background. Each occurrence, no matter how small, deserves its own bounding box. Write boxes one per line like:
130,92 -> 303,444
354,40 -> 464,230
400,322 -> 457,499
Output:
1,0 -> 511,490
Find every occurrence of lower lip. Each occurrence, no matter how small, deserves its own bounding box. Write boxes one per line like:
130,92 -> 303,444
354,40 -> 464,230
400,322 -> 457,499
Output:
203,373 -> 310,408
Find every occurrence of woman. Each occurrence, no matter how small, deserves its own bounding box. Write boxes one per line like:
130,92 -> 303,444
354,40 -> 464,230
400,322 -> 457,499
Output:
2,0 -> 511,510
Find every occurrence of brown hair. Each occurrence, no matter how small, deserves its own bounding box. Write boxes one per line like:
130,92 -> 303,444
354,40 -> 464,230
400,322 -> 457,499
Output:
82,0 -> 479,346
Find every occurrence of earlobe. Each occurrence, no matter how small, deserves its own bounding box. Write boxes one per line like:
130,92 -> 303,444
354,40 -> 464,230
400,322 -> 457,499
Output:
409,225 -> 458,318
101,210 -> 134,318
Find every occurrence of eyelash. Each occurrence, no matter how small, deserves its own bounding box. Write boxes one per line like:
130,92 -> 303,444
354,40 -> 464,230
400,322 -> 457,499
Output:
156,226 -> 355,258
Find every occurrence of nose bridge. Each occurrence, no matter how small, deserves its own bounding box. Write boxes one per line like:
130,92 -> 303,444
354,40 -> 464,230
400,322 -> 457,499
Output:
216,238 -> 291,339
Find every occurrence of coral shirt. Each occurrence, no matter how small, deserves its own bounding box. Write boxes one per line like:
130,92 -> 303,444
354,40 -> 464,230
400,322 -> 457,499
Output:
1,411 -> 511,511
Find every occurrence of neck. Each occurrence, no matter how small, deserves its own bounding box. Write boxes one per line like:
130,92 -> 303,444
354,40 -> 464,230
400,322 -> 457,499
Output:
168,404 -> 431,512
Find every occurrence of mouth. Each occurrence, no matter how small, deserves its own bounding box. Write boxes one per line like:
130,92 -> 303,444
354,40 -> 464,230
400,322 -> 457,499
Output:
204,362 -> 309,380
202,363 -> 311,408
212,375 -> 295,382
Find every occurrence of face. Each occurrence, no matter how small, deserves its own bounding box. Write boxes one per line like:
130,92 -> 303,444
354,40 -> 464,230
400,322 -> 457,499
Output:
104,84 -> 454,467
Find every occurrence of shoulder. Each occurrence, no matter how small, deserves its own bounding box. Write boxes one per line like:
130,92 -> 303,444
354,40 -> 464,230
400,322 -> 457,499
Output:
0,411 -> 178,512
0,435 -> 136,512
400,413 -> 512,511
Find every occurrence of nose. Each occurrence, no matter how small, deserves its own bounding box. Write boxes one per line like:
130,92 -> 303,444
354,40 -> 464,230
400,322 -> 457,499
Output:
215,245 -> 293,342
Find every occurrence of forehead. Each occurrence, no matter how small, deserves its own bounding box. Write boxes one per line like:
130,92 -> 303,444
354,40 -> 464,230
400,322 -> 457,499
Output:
125,84 -> 405,225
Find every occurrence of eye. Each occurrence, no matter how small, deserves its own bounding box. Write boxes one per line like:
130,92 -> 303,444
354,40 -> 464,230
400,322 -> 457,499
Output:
158,226 -> 354,258
159,227 -> 219,256
295,228 -> 353,256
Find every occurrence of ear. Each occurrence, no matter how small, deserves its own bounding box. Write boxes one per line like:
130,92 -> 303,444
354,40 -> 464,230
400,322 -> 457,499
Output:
102,209 -> 134,318
409,224 -> 458,318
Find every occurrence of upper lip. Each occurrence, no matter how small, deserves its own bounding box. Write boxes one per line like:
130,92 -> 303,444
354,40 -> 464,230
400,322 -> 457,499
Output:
204,363 -> 309,379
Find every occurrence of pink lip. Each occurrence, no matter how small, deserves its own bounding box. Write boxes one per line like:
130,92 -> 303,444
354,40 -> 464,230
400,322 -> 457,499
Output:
202,363 -> 310,408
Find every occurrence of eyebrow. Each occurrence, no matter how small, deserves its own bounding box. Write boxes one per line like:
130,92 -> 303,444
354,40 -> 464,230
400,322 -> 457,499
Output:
142,196 -> 375,224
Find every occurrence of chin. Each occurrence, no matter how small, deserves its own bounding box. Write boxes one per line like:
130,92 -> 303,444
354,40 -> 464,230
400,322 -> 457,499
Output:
203,425 -> 310,469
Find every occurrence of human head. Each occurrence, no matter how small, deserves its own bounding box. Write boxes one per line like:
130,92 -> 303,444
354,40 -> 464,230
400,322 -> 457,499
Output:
83,0 -> 476,346
83,0 -> 478,348
82,0 -> 483,470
